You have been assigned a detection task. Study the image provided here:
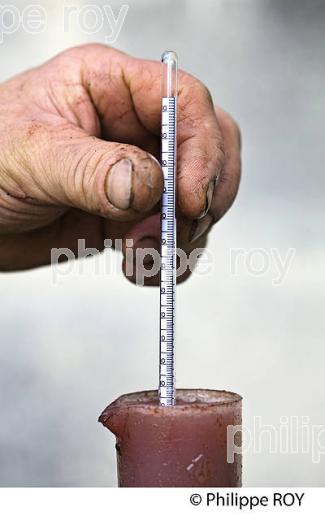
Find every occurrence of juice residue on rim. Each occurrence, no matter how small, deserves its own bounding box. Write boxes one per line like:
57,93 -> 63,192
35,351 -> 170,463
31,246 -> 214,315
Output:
110,389 -> 241,409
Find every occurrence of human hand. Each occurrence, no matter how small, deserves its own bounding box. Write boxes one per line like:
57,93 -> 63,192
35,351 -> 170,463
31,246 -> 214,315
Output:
0,44 -> 241,283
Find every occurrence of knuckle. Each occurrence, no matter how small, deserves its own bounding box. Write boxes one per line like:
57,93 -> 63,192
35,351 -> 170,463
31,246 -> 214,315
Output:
199,82 -> 214,107
73,42 -> 108,53
54,43 -> 107,62
180,76 -> 214,113
226,114 -> 241,147
66,142 -> 110,211
190,77 -> 214,107
216,106 -> 242,149
233,119 -> 242,149
231,116 -> 241,141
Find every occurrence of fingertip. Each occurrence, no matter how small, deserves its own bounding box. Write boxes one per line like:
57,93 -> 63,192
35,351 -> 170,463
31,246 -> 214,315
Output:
102,147 -> 163,218
177,162 -> 219,220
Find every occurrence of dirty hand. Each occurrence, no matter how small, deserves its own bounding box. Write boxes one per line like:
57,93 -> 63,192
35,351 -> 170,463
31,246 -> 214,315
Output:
0,44 -> 241,283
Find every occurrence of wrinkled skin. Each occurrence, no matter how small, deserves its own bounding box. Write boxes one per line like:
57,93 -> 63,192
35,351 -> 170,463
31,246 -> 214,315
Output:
0,44 -> 241,284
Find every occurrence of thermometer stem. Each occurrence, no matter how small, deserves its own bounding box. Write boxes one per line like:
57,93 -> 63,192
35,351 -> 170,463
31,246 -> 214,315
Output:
159,51 -> 178,406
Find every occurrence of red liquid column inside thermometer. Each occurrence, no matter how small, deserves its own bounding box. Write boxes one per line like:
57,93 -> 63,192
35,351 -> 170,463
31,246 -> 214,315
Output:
159,51 -> 178,406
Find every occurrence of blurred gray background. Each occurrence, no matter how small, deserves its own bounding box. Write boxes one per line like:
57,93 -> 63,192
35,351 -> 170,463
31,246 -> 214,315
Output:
0,0 -> 324,486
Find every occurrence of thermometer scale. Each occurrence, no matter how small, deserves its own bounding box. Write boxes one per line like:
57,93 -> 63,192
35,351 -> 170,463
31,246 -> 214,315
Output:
159,51 -> 178,406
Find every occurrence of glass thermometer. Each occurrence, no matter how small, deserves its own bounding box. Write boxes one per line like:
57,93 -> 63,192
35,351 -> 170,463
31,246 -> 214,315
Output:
159,51 -> 178,406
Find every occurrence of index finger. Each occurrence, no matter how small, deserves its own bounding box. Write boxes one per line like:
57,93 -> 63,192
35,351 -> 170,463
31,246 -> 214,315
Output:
125,59 -> 225,219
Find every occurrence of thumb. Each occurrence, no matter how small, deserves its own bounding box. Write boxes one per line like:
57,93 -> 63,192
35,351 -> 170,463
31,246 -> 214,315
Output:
29,129 -> 163,221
